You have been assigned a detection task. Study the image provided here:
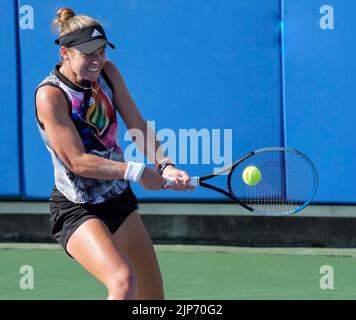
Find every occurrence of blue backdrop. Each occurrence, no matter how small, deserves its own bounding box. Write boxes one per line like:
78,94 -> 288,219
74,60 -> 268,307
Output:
0,1 -> 21,197
283,0 -> 356,203
0,0 -> 354,203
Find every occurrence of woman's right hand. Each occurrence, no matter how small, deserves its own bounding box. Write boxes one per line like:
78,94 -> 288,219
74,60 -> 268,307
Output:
139,167 -> 167,190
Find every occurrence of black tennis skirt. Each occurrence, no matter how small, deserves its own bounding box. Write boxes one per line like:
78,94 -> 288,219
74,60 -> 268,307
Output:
49,185 -> 138,256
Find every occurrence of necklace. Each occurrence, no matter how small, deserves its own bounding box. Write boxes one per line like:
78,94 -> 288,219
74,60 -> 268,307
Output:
76,81 -> 98,95
63,71 -> 98,94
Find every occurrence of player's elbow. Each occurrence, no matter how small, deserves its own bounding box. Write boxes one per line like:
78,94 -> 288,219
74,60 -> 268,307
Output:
63,155 -> 86,176
69,162 -> 88,176
69,163 -> 84,176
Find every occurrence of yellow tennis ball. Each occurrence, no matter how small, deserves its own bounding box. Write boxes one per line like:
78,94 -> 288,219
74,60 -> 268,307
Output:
242,166 -> 262,186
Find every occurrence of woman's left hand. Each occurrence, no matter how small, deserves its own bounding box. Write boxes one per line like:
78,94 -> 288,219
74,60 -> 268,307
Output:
161,165 -> 195,191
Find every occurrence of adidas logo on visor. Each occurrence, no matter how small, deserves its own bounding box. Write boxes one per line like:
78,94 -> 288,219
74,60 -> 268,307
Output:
92,29 -> 102,37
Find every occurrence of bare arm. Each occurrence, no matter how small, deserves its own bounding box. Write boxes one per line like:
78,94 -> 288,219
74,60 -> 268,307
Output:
36,85 -> 166,190
103,60 -> 165,166
36,86 -> 128,180
103,61 -> 193,191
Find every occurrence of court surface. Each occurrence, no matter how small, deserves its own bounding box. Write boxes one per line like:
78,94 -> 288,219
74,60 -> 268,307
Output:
1,243 -> 356,300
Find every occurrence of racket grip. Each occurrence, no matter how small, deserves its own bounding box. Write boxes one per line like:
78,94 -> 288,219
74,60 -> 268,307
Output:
162,176 -> 199,188
189,176 -> 200,187
162,177 -> 174,188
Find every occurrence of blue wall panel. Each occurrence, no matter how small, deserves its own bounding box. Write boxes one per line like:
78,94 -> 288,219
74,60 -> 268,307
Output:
114,0 -> 283,200
283,0 -> 356,203
0,1 -> 20,197
19,0 -> 282,200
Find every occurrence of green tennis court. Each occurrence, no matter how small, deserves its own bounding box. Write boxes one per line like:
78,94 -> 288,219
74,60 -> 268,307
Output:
1,244 -> 356,300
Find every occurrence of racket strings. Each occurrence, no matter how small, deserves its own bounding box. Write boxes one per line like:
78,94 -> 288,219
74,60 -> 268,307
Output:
229,149 -> 317,215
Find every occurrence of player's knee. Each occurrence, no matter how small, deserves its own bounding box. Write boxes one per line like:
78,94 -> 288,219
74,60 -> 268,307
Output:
107,267 -> 137,300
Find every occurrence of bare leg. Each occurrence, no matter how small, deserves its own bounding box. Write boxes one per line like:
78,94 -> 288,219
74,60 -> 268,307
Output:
112,210 -> 164,300
66,218 -> 137,300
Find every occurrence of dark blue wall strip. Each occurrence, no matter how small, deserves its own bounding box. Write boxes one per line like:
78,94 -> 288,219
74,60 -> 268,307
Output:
14,0 -> 25,198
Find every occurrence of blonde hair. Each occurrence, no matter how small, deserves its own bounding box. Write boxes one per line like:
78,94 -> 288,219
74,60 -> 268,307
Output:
53,8 -> 101,36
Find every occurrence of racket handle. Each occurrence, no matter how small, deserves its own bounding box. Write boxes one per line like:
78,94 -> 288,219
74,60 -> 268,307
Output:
162,176 -> 200,188
163,177 -> 174,188
189,176 -> 200,187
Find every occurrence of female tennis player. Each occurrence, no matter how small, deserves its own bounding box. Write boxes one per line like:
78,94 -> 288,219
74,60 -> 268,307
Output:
35,8 -> 192,300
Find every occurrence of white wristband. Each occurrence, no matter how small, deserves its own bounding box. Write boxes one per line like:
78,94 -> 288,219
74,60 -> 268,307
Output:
124,162 -> 146,183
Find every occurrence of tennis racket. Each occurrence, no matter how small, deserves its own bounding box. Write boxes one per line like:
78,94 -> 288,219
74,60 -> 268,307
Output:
166,147 -> 318,216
